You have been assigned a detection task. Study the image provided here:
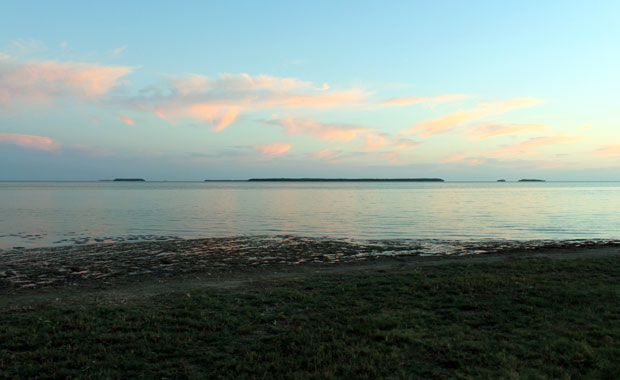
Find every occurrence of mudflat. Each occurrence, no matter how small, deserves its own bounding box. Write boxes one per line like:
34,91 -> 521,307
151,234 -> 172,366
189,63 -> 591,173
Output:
1,236 -> 619,307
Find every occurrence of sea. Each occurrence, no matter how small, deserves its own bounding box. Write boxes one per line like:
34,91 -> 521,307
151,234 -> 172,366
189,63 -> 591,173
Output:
1,181 -> 620,250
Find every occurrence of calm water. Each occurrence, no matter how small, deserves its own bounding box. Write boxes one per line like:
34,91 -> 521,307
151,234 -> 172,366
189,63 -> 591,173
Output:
1,181 -> 620,249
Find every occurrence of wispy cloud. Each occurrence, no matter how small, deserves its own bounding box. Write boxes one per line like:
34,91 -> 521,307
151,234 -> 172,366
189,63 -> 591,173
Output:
66,144 -> 113,157
131,73 -> 369,131
0,59 -> 134,106
490,134 -> 582,157
10,38 -> 45,54
591,144 -> 620,156
110,45 -> 127,56
117,114 -> 136,126
0,132 -> 114,158
309,147 -> 399,165
155,104 -> 240,131
400,97 -> 544,137
0,133 -> 61,153
391,137 -> 420,151
311,148 -> 338,160
383,94 -> 470,106
254,142 -> 292,158
466,122 -> 548,139
265,117 -> 370,142
442,154 -> 485,166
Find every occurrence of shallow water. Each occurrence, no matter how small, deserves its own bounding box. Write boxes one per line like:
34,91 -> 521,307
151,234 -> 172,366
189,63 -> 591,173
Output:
2,181 -> 620,249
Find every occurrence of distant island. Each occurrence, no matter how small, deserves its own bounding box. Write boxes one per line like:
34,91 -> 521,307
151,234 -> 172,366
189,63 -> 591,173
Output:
246,178 -> 444,182
518,179 -> 546,182
113,178 -> 146,182
497,179 -> 506,182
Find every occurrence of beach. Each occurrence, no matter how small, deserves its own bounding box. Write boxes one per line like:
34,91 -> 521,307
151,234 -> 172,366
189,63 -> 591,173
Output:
2,236 -> 619,304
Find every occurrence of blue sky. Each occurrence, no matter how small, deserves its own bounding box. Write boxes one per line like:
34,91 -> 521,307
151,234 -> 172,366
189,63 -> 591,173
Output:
1,1 -> 619,180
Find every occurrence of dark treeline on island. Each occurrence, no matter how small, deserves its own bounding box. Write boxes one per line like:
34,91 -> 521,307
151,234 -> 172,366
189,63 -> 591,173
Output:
518,179 -> 546,182
113,178 -> 146,182
246,178 -> 444,182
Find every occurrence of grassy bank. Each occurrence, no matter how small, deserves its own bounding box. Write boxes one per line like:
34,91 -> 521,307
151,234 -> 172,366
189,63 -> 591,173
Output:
2,256 -> 620,379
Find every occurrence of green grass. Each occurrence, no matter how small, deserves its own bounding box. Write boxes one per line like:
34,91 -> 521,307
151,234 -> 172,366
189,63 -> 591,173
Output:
2,257 -> 620,379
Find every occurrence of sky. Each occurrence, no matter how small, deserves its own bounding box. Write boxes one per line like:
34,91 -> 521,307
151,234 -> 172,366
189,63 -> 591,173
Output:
1,1 -> 619,181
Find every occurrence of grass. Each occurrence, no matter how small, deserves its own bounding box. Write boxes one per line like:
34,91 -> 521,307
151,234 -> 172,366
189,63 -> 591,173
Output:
2,257 -> 620,379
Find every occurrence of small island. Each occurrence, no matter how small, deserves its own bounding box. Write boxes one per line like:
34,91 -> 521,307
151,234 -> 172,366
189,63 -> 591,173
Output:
246,178 -> 445,182
518,179 -> 546,182
113,178 -> 146,182
497,179 -> 506,182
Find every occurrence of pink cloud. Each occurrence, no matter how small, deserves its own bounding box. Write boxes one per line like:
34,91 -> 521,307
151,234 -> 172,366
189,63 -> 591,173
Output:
490,134 -> 582,157
311,148 -> 338,160
117,114 -> 136,126
254,142 -> 292,158
214,108 -> 241,131
155,104 -> 240,131
400,97 -> 544,137
271,90 -> 367,109
0,133 -> 115,158
0,133 -> 61,153
591,144 -> 620,156
466,122 -> 548,139
383,94 -> 470,106
266,117 -> 370,142
136,73 -> 369,131
363,133 -> 387,151
0,59 -> 134,106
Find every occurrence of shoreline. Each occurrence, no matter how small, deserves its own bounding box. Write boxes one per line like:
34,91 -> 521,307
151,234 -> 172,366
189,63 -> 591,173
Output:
2,236 -> 620,307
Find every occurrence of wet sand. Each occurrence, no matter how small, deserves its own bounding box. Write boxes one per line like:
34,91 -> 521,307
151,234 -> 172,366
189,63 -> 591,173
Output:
1,236 -> 620,307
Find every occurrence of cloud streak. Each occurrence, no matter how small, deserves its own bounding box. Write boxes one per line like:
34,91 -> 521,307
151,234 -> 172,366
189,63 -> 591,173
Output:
400,98 -> 544,137
391,137 -> 420,151
490,134 -> 582,157
442,154 -> 485,166
311,148 -> 339,160
383,94 -> 470,106
265,117 -> 370,142
466,122 -> 548,139
591,144 -> 620,156
0,133 -> 61,153
0,133 -> 115,158
155,104 -> 240,131
254,142 -> 292,158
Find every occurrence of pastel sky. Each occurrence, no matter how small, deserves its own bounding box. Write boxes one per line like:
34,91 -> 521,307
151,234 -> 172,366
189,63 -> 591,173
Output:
1,1 -> 619,180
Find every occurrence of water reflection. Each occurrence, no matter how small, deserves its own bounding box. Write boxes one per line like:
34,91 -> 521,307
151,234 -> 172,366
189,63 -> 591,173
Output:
1,181 -> 620,248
